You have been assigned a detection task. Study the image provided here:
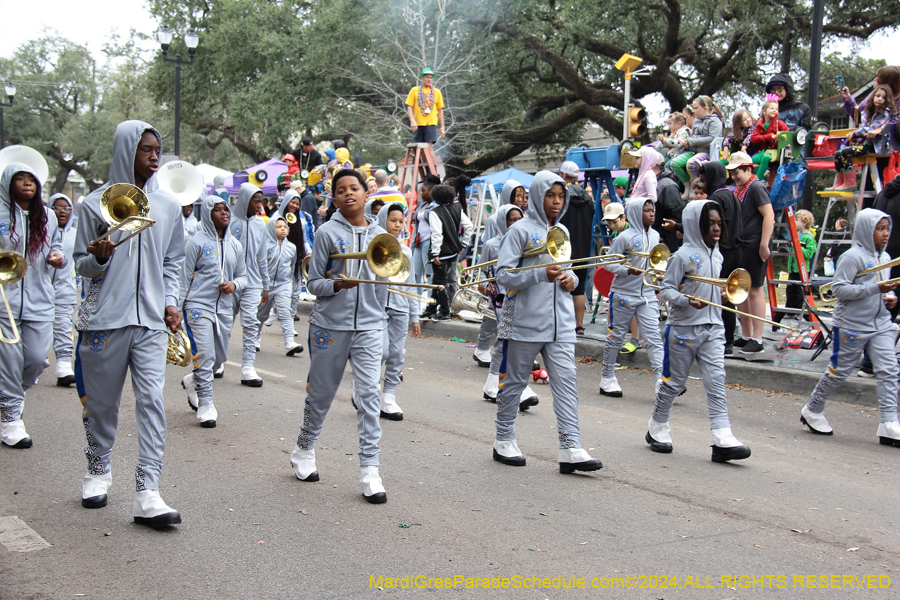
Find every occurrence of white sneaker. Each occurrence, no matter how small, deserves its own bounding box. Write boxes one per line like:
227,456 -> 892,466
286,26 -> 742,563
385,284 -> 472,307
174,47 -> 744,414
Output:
492,439 -> 526,466
290,447 -> 318,481
800,405 -> 833,435
473,347 -> 492,366
285,342 -> 304,357
380,392 -> 403,421
0,420 -> 32,448
197,404 -> 218,428
56,360 -> 74,378
877,421 -> 900,447
599,375 -> 623,398
655,379 -> 662,395
483,372 -> 499,402
292,329 -> 299,337
519,386 -> 539,411
214,363 -> 225,379
254,340 -> 261,352
182,373 -> 198,410
240,366 -> 263,387
710,427 -> 751,462
82,472 -> 111,508
558,447 -> 603,473
132,490 -> 181,529
264,314 -> 277,327
360,466 -> 386,503
646,417 -> 673,453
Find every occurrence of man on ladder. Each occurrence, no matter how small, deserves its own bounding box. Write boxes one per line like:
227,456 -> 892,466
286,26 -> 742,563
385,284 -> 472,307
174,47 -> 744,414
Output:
406,68 -> 446,173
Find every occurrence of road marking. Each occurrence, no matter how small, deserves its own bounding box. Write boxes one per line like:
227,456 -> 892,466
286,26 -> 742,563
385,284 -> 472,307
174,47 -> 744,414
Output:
224,361 -> 286,378
0,516 -> 52,552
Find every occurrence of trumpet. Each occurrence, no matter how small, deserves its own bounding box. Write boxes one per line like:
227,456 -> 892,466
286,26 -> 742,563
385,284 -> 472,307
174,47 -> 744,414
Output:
90,183 -> 156,247
166,328 -> 192,367
285,212 -> 297,224
625,243 -> 670,269
388,287 -> 435,304
450,288 -> 496,320
458,226 -> 570,287
0,251 -> 27,344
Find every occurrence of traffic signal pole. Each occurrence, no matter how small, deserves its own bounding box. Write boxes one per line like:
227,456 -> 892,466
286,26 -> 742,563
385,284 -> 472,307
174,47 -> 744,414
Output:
623,72 -> 632,141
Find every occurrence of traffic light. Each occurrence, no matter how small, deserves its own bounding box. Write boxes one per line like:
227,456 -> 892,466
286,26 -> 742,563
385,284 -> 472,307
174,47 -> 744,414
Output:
628,106 -> 647,139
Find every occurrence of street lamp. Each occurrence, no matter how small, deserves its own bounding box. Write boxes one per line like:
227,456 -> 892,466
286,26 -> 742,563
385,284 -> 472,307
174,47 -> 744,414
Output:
157,28 -> 199,156
0,83 -> 16,149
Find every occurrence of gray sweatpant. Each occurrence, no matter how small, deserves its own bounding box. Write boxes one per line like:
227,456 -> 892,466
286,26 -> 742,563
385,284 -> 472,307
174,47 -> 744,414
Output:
184,309 -> 234,407
382,307 -> 409,395
257,287 -> 294,346
234,286 -> 263,367
53,303 -> 76,363
806,326 -> 899,422
0,319 -> 52,423
296,326 -> 384,467
290,273 -> 302,318
75,326 -> 168,491
476,317 -> 497,353
495,339 -> 581,448
602,292 -> 664,378
652,324 -> 731,429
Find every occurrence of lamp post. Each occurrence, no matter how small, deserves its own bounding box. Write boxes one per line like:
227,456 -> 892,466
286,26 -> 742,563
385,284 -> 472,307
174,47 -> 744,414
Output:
157,29 -> 199,157
0,83 -> 16,149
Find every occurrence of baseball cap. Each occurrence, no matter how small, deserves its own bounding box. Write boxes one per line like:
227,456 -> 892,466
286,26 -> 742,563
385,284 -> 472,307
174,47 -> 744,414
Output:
724,151 -> 754,170
613,176 -> 629,187
301,137 -> 313,146
602,202 -> 625,221
656,153 -> 666,165
282,154 -> 296,163
627,148 -> 643,157
559,161 -> 580,176
420,67 -> 434,78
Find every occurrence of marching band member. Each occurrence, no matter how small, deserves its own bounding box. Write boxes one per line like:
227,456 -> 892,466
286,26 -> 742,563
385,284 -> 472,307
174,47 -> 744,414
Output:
599,198 -> 665,397
646,200 -> 751,462
229,183 -> 270,386
0,163 -> 65,449
375,202 -> 421,420
277,188 -> 314,318
180,193 -> 247,427
73,120 -> 184,527
48,193 -> 78,387
290,169 -> 390,503
256,215 -> 303,356
492,170 -> 602,473
801,208 -> 900,446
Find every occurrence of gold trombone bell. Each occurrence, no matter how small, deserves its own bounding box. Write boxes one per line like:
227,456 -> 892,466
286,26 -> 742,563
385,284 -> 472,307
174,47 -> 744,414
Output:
0,251 -> 27,344
625,243 -> 670,269
166,328 -> 192,367
91,183 -> 156,247
458,226 -> 571,287
285,212 -> 297,224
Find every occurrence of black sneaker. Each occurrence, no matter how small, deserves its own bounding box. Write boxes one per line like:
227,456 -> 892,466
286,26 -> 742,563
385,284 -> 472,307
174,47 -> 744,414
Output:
739,339 -> 765,354
733,338 -> 749,348
420,308 -> 437,320
724,344 -> 733,356
433,311 -> 451,321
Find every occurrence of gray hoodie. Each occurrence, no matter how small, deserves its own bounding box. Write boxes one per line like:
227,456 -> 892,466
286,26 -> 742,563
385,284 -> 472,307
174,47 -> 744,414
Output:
275,189 -> 313,256
376,203 -> 418,322
496,170 -> 576,343
74,121 -> 184,332
229,183 -> 270,291
606,198 -> 660,298
483,180 -> 523,242
48,193 -> 79,306
686,115 -> 724,155
264,215 -> 297,294
831,208 -> 894,333
307,209 -> 389,331
180,194 -> 248,314
659,200 -> 724,326
0,163 -> 65,322
480,204 -> 523,296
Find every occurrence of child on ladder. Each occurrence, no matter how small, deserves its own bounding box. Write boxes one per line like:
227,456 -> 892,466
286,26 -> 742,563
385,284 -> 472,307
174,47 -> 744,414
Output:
828,85 -> 896,191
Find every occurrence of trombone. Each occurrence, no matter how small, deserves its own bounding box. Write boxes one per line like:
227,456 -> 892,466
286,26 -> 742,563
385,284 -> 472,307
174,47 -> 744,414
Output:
0,251 -> 27,344
625,243 -> 670,268
90,183 -> 156,247
301,243 -> 443,288
450,288 -> 496,320
458,226 -> 570,287
285,212 -> 297,225
388,287 -> 435,304
166,328 -> 192,367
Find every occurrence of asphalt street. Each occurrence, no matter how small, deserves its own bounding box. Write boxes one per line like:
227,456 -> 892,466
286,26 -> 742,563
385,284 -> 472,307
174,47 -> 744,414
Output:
1,313 -> 898,600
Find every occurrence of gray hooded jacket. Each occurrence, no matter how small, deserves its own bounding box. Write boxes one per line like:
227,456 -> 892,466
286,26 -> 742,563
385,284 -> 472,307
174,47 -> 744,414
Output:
831,208 -> 894,332
659,200 -> 724,326
496,170 -> 577,343
606,198 -> 660,298
48,193 -> 79,306
376,203 -> 418,321
74,121 -> 184,331
686,115 -> 724,155
180,194 -> 248,314
307,209 -> 388,331
0,163 -> 65,322
264,215 -> 297,294
229,183 -> 270,291
483,180 -> 523,242
480,204 -> 523,296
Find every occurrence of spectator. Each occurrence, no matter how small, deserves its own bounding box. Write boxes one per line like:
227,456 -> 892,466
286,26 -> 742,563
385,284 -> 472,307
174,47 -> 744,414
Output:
406,68 -> 446,172
692,178 -> 707,199
765,74 -> 811,132
613,176 -> 628,203
652,153 -> 683,253
626,146 -> 663,204
683,105 -> 695,129
829,85 -> 897,191
429,184 -> 473,320
841,66 -> 900,119
773,209 -> 817,329
749,97 -> 789,179
657,112 -> 691,168
670,96 -> 725,194
290,138 -> 323,174
412,174 -> 441,313
213,175 -> 229,203
558,161 -> 595,333
723,109 -> 754,159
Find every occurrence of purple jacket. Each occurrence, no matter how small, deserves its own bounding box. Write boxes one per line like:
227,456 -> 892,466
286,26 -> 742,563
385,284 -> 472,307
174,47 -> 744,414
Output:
843,92 -> 900,120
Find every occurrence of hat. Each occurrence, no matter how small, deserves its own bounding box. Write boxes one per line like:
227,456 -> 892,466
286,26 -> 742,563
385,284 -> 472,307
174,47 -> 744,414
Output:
559,161 -> 580,176
283,154 -> 296,163
419,67 -> 434,78
613,176 -> 629,187
301,137 -> 312,146
627,148 -> 643,157
602,202 -> 625,221
655,153 -> 666,166
724,151 -> 754,170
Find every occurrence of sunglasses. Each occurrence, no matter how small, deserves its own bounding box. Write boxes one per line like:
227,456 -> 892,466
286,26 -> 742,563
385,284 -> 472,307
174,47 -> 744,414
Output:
51,206 -> 73,212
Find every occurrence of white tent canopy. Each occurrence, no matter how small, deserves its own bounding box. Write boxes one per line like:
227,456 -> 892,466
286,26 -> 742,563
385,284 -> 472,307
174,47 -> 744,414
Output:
195,163 -> 232,183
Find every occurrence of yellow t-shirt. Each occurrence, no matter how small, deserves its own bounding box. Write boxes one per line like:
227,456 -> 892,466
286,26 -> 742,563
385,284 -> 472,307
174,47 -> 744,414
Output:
405,86 -> 445,126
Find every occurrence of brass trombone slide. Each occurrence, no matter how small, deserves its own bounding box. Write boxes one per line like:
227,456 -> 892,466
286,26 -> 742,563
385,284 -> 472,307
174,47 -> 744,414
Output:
388,287 -> 435,304
458,225 -> 570,287
0,251 -> 27,344
302,249 -> 443,288
90,183 -> 156,247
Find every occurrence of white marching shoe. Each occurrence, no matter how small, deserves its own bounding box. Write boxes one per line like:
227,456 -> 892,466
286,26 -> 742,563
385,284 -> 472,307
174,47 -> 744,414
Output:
483,372 -> 500,402
214,363 -> 225,379
82,472 -> 111,508
56,360 -> 75,387
240,366 -> 263,388
599,375 -> 623,398
264,313 -> 277,327
800,405 -> 833,435
360,466 -> 387,504
710,427 -> 751,462
473,347 -> 492,367
285,341 -> 304,357
492,439 -> 526,466
197,404 -> 218,428
877,421 -> 900,447
1,419 -> 32,449
290,447 -> 319,481
182,373 -> 198,410
519,385 -> 539,411
655,378 -> 662,395
380,392 -> 403,421
645,417 -> 673,453
558,447 -> 603,473
132,490 -> 181,529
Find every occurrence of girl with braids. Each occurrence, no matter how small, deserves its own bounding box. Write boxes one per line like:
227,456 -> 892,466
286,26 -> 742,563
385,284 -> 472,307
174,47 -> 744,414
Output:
0,163 -> 65,448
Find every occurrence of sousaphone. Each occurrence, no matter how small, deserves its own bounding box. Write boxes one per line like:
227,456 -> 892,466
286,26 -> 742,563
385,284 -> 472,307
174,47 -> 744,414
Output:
157,160 -> 205,206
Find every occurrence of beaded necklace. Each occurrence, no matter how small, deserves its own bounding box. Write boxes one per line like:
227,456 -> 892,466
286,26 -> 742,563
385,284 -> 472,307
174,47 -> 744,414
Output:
418,85 -> 435,115
735,174 -> 758,203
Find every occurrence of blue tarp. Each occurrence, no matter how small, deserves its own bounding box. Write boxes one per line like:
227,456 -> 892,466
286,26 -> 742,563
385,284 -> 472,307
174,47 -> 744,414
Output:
469,168 -> 535,194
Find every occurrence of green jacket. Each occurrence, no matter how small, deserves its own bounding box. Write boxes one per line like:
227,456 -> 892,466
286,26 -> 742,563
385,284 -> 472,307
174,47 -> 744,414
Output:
788,230 -> 817,274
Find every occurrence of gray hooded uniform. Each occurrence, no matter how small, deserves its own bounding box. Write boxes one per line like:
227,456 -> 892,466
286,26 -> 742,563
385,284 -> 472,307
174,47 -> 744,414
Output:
805,209 -> 899,423
653,200 -> 732,429
479,204 -> 522,373
602,198 -> 664,379
483,180 -> 522,242
73,120 -> 184,492
48,193 -> 79,364
230,183 -> 270,368
180,195 -> 248,407
275,190 -> 313,318
376,204 -> 419,396
0,164 -> 65,428
295,209 -> 389,467
256,215 -> 298,347
494,170 -> 584,448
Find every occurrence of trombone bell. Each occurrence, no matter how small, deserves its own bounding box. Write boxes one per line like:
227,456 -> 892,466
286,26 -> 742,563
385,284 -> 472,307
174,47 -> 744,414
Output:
285,212 -> 297,224
167,328 -> 192,367
626,243 -> 670,268
450,289 -> 496,320
0,251 -> 28,345
91,183 -> 156,247
327,232 -> 403,278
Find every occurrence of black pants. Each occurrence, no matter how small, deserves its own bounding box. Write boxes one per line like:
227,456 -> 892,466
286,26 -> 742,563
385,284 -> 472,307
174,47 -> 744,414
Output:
773,272 -> 803,325
431,257 -> 458,314
719,246 -> 742,346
